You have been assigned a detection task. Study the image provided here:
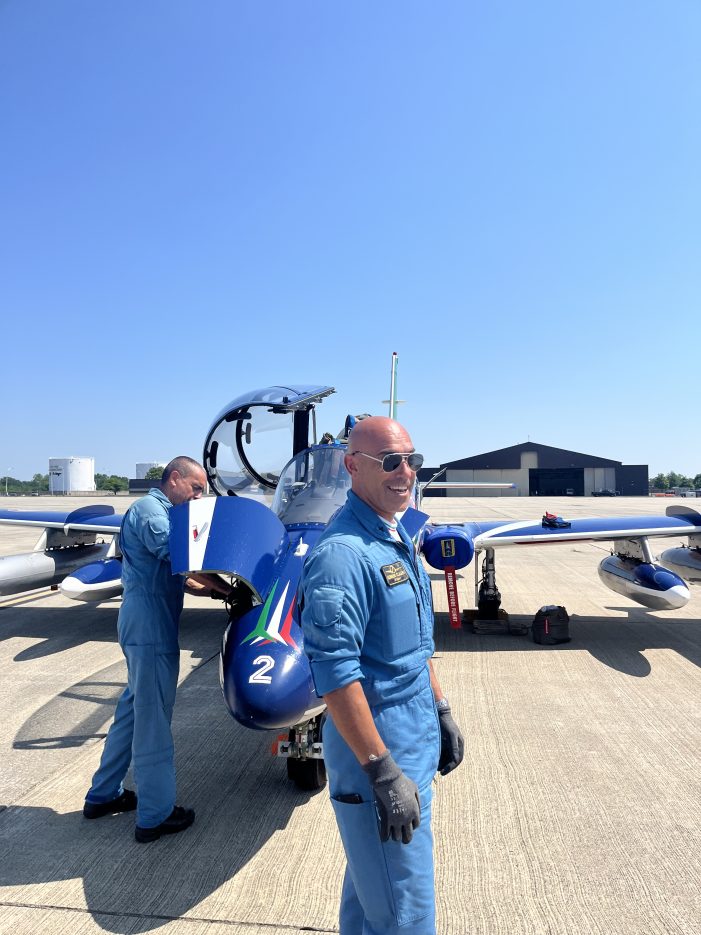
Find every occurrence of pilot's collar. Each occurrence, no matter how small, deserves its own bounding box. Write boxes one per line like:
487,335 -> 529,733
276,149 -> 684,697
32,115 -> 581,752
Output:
380,515 -> 402,542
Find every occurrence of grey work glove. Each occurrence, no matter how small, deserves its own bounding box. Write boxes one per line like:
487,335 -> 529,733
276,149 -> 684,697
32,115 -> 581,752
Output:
437,701 -> 465,776
362,750 -> 421,844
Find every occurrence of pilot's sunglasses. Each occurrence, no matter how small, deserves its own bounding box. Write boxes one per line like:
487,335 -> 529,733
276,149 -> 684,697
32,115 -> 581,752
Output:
352,451 -> 424,472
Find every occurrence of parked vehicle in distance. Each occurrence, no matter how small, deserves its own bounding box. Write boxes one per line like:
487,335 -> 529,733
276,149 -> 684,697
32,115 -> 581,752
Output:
592,489 -> 619,496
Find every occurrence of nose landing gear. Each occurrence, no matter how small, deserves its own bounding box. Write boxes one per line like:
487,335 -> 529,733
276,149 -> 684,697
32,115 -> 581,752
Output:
277,714 -> 327,791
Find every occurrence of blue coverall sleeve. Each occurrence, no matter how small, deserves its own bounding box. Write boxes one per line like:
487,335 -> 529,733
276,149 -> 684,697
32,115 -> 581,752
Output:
133,505 -> 172,562
301,541 -> 371,696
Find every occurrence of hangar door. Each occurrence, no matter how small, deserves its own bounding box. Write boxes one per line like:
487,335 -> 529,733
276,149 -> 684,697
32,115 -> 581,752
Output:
529,468 -> 584,496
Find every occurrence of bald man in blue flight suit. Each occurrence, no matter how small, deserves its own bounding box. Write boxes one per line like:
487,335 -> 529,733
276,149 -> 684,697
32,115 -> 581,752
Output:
83,456 -> 230,842
300,417 -> 464,934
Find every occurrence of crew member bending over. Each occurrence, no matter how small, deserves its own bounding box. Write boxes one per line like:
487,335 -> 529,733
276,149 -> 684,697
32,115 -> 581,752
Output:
83,456 -> 230,843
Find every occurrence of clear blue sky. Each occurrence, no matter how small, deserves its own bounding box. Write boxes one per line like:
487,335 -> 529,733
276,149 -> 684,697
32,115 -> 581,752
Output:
1,1 -> 699,481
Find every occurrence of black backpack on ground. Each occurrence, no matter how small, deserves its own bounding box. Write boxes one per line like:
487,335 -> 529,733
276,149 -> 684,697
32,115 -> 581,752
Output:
531,605 -> 571,644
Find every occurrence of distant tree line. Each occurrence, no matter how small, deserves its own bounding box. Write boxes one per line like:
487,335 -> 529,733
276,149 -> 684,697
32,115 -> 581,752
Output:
1,473 -> 51,494
2,468 -> 698,495
1,472 -> 129,495
94,473 -> 129,494
650,471 -> 701,490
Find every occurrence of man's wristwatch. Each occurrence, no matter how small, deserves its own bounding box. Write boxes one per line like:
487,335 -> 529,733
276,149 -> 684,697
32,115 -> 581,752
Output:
436,697 -> 450,712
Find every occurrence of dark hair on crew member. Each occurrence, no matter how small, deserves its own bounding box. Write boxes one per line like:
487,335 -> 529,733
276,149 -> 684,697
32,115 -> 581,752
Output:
161,456 -> 203,485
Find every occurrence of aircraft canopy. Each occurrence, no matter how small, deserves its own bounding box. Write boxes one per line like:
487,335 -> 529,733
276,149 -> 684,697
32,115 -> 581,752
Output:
203,385 -> 335,496
271,445 -> 351,525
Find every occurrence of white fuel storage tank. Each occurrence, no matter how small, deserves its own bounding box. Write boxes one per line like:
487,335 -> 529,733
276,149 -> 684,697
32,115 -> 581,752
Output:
48,457 -> 96,493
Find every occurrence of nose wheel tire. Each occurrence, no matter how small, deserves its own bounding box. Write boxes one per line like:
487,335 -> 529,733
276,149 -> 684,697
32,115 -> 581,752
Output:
286,755 -> 327,791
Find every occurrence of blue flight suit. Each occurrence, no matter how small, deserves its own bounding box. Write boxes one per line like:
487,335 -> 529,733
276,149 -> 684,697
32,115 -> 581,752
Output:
85,488 -> 185,828
300,490 -> 440,935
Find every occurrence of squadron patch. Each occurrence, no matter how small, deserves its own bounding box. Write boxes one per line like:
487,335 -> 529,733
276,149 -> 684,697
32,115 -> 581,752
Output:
381,561 -> 409,587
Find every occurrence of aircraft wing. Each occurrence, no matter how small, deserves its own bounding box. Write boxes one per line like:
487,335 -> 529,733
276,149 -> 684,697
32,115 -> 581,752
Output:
422,505 -> 701,615
459,506 -> 701,548
0,505 -> 124,598
0,505 -> 123,536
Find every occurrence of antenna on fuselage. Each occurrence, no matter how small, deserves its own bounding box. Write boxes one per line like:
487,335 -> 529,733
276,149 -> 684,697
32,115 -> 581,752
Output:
382,351 -> 405,419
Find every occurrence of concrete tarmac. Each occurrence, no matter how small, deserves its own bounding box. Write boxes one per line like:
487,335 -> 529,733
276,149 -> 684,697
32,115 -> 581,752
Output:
0,494 -> 699,934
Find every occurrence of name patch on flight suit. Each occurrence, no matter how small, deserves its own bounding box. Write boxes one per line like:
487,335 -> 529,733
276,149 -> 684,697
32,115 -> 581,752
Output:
381,561 -> 410,587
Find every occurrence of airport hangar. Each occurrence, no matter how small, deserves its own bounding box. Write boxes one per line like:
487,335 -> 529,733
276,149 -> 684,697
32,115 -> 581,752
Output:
419,441 -> 648,497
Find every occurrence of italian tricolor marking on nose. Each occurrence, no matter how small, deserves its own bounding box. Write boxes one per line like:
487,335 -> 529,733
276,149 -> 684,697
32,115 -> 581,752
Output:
242,580 -> 299,649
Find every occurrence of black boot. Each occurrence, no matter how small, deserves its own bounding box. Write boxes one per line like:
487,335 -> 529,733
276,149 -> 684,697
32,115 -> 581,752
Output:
135,805 -> 195,843
83,789 -> 137,819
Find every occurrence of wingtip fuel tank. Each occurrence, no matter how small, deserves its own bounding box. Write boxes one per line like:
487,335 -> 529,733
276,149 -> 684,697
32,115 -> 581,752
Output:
659,547 -> 701,584
60,558 -> 123,602
0,543 -> 112,596
597,555 -> 690,611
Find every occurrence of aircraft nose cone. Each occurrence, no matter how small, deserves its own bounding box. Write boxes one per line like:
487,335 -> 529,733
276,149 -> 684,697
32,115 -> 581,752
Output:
221,635 -> 318,730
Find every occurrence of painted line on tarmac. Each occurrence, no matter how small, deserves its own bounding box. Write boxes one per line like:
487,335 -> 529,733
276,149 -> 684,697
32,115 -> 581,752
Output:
0,901 -> 338,932
0,589 -> 60,608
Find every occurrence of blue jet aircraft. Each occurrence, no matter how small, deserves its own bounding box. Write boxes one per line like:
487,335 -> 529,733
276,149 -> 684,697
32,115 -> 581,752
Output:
1,384 -> 701,789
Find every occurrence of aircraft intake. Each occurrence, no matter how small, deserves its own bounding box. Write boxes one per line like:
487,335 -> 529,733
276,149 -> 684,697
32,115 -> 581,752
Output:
421,525 -> 475,571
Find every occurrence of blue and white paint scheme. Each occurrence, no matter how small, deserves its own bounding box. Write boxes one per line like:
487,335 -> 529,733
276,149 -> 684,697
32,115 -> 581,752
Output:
596,556 -> 689,610
0,504 -> 122,599
61,558 -> 124,602
1,388 -> 701,619
2,383 -> 701,787
420,506 -> 701,614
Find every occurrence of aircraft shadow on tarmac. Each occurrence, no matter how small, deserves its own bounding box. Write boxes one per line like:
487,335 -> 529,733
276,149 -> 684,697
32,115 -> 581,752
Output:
7,606 -> 227,750
4,589 -> 699,929
1,608 -> 324,933
0,603 -> 120,662
13,657 -> 131,750
432,609 -> 701,677
0,598 -> 137,663
0,598 -> 231,664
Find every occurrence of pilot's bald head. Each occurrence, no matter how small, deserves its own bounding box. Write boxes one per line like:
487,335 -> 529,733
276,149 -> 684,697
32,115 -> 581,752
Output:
345,417 -> 416,521
347,417 -> 410,457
